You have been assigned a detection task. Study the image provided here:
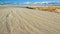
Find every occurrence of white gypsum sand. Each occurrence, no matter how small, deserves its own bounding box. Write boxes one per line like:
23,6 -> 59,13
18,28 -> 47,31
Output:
0,6 -> 60,34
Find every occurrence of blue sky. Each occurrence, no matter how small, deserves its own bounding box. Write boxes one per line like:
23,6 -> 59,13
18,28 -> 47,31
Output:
0,0 -> 60,4
0,0 -> 60,2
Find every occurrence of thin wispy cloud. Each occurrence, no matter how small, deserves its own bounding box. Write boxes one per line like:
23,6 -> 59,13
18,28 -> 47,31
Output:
33,2 -> 41,4
24,2 -> 32,4
23,2 -> 49,4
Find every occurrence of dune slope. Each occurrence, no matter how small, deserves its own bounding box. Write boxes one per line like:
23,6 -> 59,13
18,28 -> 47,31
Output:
0,7 -> 60,34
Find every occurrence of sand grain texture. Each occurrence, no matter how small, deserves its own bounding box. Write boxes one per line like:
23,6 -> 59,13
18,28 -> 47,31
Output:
0,7 -> 60,34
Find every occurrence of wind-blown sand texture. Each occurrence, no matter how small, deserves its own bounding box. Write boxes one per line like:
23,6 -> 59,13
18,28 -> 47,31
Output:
0,7 -> 60,34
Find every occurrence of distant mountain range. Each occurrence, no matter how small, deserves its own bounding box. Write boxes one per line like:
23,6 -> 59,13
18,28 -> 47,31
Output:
0,2 -> 60,6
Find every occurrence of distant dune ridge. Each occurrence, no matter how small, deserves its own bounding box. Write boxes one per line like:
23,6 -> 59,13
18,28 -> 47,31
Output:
0,6 -> 60,34
26,6 -> 60,13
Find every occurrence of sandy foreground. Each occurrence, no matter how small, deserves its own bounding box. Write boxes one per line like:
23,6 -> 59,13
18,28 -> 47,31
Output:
0,7 -> 60,34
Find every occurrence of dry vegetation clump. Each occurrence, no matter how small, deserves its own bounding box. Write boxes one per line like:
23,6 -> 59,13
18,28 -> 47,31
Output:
27,6 -> 60,13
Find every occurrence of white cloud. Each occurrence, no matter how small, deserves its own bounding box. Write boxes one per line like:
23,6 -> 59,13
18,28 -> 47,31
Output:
24,2 -> 32,4
23,2 -> 49,5
33,2 -> 41,4
41,2 -> 48,4
33,2 -> 49,4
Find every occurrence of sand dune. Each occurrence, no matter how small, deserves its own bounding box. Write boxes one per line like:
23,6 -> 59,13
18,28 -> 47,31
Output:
26,6 -> 60,13
0,7 -> 60,34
